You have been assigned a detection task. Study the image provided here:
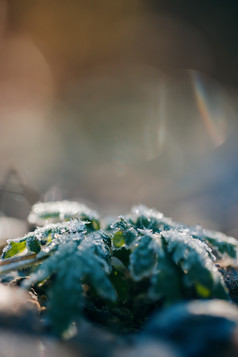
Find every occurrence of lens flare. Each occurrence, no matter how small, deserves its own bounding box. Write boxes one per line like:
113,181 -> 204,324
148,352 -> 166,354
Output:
190,70 -> 227,147
143,80 -> 167,161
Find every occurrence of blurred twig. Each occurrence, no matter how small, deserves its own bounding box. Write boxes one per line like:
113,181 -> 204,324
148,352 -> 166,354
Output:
0,168 -> 40,212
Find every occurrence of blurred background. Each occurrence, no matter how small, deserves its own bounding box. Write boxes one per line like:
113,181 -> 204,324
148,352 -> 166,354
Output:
1,0 -> 238,238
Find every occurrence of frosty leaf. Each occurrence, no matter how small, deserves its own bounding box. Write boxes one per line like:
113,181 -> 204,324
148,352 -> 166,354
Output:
111,218 -> 138,249
189,226 -> 238,260
129,232 -> 159,281
1,220 -> 87,262
26,231 -> 116,334
98,230 -> 111,246
45,243 -> 84,334
84,253 -> 117,301
46,240 -> 116,334
161,230 -> 229,299
80,213 -> 100,231
126,205 -> 238,262
128,205 -> 180,233
28,200 -> 100,230
82,231 -> 112,272
149,249 -> 182,302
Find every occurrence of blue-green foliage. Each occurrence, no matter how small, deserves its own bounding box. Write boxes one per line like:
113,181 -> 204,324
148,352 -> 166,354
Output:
1,202 -> 237,335
123,205 -> 238,261
111,211 -> 230,302
26,230 -> 116,334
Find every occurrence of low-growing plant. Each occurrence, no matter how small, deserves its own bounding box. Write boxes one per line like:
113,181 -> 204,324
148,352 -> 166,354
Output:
0,201 -> 237,335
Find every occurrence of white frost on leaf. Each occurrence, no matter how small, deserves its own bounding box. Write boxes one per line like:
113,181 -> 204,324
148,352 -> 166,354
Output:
161,229 -> 228,296
28,200 -> 99,226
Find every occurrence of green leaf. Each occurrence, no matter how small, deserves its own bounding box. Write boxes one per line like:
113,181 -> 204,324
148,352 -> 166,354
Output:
86,256 -> 117,302
2,239 -> 27,259
80,215 -> 100,231
113,231 -> 125,248
110,269 -> 129,302
149,257 -> 182,302
112,218 -> 137,248
148,238 -> 182,302
46,251 -> 84,334
195,283 -> 211,298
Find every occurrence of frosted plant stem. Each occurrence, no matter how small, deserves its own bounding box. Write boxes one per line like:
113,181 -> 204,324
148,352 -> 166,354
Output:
0,251 -> 49,275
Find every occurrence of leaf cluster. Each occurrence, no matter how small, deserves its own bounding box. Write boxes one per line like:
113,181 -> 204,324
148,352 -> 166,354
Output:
1,202 -> 237,335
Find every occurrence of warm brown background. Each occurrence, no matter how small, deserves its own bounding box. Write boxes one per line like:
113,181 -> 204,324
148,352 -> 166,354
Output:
1,0 -> 238,234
